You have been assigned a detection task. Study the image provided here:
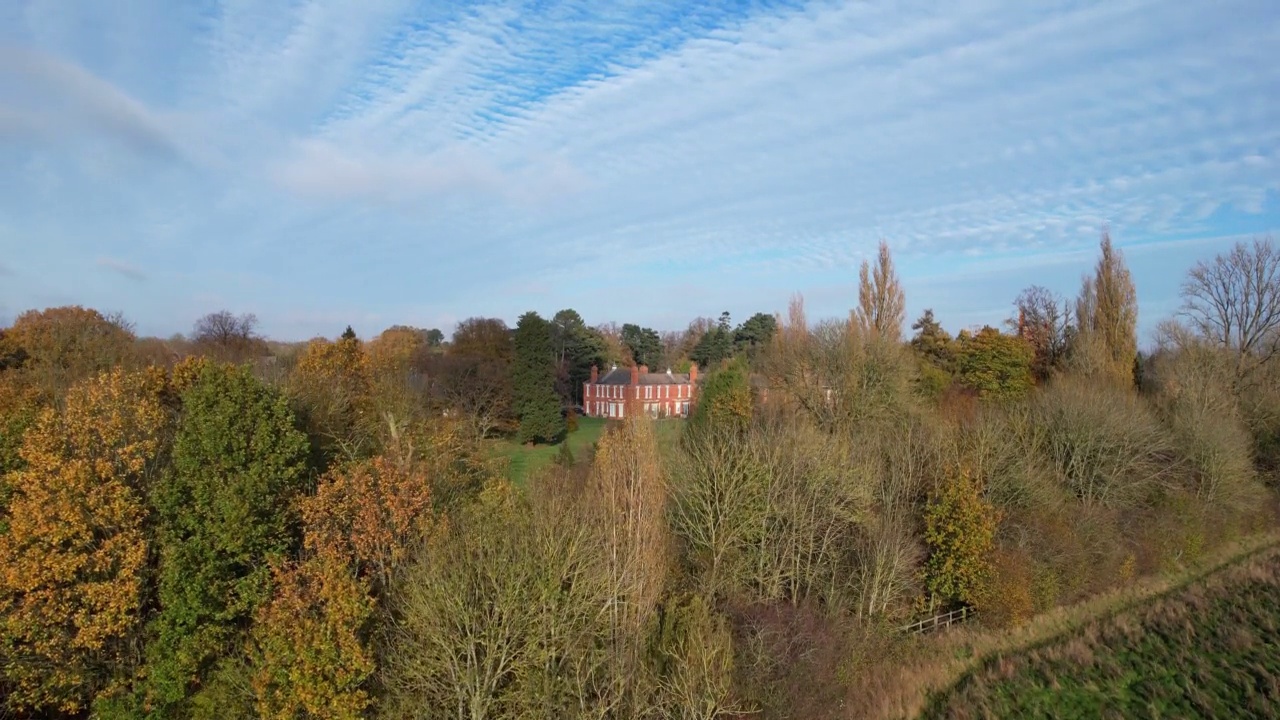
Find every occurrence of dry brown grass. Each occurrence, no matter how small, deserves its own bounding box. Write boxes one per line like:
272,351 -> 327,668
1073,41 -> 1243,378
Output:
840,529 -> 1280,720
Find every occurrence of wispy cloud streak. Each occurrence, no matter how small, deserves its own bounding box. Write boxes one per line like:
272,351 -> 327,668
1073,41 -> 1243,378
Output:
0,0 -> 1276,339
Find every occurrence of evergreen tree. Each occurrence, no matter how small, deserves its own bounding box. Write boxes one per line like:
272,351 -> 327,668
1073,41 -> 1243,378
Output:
620,323 -> 664,368
514,312 -> 565,444
141,363 -> 311,716
687,358 -> 753,435
551,309 -> 608,405
341,326 -> 357,341
733,312 -> 778,359
910,309 -> 954,370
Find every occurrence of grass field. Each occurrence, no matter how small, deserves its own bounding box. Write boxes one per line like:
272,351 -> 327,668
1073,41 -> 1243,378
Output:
922,546 -> 1280,719
491,416 -> 686,485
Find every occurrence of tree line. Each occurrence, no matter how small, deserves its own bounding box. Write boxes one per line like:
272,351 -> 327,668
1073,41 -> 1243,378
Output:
0,234 -> 1276,718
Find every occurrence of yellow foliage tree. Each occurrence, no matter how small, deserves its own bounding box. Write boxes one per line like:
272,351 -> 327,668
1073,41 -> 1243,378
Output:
251,553 -> 375,720
290,336 -> 374,461
923,467 -> 1000,609
0,368 -> 169,714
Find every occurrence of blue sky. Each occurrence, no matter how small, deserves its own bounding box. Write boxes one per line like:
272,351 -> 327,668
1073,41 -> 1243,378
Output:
1,0 -> 1277,343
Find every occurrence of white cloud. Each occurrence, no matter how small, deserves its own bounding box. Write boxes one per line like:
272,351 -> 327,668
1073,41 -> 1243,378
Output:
0,0 -> 1277,338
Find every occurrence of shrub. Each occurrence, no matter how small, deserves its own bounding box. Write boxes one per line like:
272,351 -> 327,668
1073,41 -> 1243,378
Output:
1029,378 -> 1175,510
1150,347 -> 1263,512
978,547 -> 1035,628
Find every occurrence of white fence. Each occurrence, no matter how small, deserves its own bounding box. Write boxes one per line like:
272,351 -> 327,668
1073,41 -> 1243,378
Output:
899,606 -> 974,635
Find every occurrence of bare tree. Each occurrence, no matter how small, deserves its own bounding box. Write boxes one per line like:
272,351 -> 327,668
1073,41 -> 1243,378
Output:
192,310 -> 265,363
1178,236 -> 1280,379
854,241 -> 906,341
1009,285 -> 1073,380
419,354 -> 514,439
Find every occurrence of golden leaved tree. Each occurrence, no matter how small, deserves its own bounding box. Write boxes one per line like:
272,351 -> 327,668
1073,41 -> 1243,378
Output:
1073,231 -> 1139,386
0,368 -> 170,714
854,241 -> 906,342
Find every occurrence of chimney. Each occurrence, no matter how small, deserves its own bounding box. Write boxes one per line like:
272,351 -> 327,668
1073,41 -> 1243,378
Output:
639,364 -> 648,376
689,363 -> 698,383
630,364 -> 639,385
590,365 -> 598,383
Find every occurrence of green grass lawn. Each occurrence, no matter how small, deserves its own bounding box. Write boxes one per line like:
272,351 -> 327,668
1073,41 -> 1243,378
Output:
492,416 -> 686,486
923,547 -> 1280,719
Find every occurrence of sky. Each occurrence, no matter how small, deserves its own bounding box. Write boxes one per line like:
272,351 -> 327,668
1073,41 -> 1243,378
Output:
0,0 -> 1278,343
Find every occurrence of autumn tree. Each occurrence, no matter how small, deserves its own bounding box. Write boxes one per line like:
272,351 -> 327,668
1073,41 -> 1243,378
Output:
418,317 -> 515,438
0,369 -> 169,715
513,311 -> 565,444
1073,231 -> 1139,385
1010,286 -> 1073,381
450,317 -> 513,361
368,325 -> 428,370
251,427 -> 442,719
251,553 -> 374,720
854,241 -> 906,341
585,414 -> 669,703
1178,236 -> 1280,381
954,326 -> 1034,400
418,353 -> 513,439
141,363 -> 310,716
290,335 -> 374,461
5,306 -> 137,396
924,468 -> 999,609
191,310 -> 266,363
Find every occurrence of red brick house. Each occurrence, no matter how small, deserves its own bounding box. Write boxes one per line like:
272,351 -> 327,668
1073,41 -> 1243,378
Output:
584,364 -> 698,419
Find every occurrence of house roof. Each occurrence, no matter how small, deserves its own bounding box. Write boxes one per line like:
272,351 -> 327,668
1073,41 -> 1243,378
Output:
595,367 -> 694,386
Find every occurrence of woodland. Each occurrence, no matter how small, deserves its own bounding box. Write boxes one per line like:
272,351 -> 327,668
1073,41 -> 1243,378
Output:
0,234 -> 1278,719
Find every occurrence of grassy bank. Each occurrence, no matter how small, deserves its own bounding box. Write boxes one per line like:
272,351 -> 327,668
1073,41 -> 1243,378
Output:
922,541 -> 1280,718
844,530 -> 1280,720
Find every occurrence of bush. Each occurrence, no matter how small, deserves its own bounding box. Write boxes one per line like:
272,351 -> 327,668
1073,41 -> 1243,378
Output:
1029,378 -> 1175,510
979,547 -> 1035,628
1150,348 -> 1263,512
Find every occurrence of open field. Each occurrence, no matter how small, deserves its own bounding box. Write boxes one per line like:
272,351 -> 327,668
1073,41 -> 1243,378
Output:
919,539 -> 1280,719
491,416 -> 686,485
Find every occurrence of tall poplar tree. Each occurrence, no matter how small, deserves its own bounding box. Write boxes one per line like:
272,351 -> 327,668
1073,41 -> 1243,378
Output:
1073,231 -> 1138,385
513,312 -> 565,444
855,241 -> 907,341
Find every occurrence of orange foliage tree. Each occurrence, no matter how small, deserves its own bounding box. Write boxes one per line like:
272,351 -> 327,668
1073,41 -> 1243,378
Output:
5,306 -> 138,396
250,422 -> 453,718
0,368 -> 169,714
